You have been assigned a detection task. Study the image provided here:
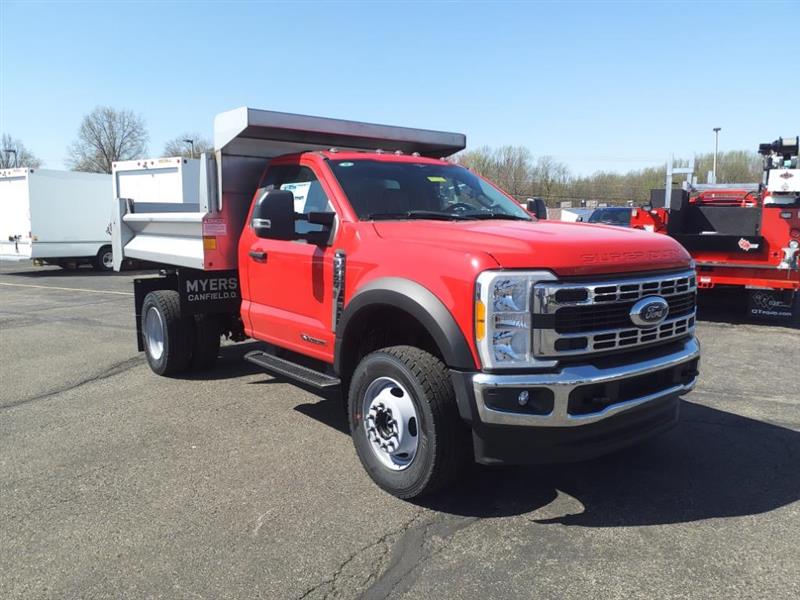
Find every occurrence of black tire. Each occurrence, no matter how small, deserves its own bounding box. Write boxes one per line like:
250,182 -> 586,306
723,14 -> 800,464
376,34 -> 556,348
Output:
190,313 -> 221,371
93,245 -> 114,272
141,290 -> 193,376
348,345 -> 470,499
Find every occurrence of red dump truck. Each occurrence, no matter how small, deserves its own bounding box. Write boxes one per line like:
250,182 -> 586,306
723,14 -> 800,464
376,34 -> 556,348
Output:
112,107 -> 700,498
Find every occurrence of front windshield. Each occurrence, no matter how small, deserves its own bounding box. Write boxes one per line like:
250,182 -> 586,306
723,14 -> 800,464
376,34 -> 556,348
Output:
327,159 -> 532,221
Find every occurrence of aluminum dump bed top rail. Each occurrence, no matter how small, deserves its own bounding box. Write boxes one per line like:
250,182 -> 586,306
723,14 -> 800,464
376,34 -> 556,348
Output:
112,107 -> 465,271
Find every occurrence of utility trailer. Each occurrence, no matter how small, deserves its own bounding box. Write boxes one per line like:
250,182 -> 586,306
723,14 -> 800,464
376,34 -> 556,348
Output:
113,106 -> 701,499
631,137 -> 800,321
0,168 -> 114,270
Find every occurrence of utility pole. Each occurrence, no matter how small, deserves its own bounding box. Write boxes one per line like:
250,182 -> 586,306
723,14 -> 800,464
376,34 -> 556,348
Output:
183,139 -> 195,159
712,127 -> 721,183
3,148 -> 17,168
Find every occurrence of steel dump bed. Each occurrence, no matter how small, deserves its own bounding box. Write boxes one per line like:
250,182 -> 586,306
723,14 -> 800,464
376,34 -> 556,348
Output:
112,107 -> 466,271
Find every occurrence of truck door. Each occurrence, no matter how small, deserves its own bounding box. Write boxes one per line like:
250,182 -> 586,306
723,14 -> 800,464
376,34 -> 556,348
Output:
241,161 -> 339,363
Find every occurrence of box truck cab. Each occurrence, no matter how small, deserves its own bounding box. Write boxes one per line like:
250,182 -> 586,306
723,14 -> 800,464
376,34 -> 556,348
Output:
0,168 -> 113,270
113,107 -> 700,499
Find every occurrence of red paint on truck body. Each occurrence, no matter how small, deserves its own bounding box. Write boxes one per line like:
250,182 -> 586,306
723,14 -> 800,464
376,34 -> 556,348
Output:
239,152 -> 693,369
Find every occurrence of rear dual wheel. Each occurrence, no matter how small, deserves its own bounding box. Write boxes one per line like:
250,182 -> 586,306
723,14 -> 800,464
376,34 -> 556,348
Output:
141,290 -> 220,375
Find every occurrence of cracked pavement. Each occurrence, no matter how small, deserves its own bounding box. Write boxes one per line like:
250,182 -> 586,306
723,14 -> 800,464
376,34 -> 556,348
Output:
1,262 -> 798,599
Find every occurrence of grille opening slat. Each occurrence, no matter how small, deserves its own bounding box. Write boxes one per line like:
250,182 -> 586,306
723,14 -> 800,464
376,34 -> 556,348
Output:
534,271 -> 696,358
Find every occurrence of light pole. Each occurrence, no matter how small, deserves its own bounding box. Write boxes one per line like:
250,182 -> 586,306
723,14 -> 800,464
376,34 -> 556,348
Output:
183,138 -> 195,159
712,127 -> 721,183
3,148 -> 17,168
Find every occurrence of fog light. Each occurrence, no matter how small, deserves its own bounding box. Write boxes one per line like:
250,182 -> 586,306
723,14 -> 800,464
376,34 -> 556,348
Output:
518,390 -> 530,406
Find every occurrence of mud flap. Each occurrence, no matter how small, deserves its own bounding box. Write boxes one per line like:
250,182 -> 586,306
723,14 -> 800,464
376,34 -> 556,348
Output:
747,289 -> 797,322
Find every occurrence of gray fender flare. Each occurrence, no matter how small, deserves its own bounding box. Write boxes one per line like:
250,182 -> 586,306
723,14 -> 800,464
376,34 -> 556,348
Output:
334,277 -> 476,374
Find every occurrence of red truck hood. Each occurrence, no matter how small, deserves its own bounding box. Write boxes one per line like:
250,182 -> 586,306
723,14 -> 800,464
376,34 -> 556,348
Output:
372,220 -> 691,276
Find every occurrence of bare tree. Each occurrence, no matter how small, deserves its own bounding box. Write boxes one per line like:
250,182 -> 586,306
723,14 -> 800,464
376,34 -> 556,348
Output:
456,145 -> 533,198
162,133 -> 213,158
455,146 -> 499,181
531,155 -> 570,198
495,146 -> 532,198
66,106 -> 148,173
1,134 -> 42,168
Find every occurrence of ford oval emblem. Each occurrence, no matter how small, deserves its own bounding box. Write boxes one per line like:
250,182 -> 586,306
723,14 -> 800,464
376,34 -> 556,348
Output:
630,296 -> 669,328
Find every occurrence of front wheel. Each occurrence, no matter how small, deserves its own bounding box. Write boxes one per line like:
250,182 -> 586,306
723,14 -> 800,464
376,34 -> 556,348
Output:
348,346 -> 470,499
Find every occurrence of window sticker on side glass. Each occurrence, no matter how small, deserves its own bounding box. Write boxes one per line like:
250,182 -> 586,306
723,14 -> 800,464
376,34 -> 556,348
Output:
280,181 -> 313,212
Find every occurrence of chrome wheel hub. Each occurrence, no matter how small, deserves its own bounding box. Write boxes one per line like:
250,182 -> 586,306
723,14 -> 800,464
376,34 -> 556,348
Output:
144,306 -> 165,361
362,377 -> 419,471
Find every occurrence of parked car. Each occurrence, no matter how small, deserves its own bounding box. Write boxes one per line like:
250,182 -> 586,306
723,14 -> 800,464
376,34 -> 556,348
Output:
587,206 -> 632,227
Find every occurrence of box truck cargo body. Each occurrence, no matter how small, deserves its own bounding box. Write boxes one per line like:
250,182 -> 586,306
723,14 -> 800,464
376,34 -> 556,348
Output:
0,168 -> 113,269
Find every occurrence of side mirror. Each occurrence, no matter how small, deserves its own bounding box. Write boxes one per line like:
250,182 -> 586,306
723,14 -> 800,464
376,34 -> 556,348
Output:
252,189 -> 296,240
576,216 -> 583,222
526,197 -> 547,220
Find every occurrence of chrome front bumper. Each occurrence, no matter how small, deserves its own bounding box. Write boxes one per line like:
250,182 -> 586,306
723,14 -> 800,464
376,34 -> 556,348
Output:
472,337 -> 700,428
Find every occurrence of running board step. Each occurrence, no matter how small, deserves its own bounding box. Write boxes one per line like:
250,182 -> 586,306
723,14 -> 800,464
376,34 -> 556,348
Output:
245,351 -> 341,389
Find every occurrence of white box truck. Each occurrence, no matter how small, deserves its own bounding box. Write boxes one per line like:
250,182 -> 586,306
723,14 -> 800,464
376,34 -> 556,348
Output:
0,168 -> 114,270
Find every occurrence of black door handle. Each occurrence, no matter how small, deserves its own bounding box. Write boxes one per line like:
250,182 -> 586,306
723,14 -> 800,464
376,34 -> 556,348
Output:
249,250 -> 267,261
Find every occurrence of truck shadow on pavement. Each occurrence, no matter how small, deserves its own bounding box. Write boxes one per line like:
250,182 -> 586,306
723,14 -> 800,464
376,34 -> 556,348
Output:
423,401 -> 800,526
297,395 -> 800,527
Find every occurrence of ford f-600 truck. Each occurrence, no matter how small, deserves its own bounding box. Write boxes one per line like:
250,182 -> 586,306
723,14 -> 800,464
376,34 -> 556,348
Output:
112,107 -> 700,499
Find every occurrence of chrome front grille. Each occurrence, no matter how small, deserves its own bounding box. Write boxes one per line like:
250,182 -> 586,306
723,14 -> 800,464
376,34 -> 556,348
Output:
532,270 -> 697,358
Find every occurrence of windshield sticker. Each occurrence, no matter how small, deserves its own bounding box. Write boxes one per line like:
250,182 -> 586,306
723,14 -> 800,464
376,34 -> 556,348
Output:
427,176 -> 447,183
339,162 -> 354,167
281,181 -> 313,212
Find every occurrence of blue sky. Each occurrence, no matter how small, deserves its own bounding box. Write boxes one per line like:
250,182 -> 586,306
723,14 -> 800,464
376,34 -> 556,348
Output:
1,0 -> 797,174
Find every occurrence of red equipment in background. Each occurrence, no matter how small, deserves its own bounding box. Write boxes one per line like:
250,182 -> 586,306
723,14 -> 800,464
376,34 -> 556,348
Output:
631,137 -> 800,320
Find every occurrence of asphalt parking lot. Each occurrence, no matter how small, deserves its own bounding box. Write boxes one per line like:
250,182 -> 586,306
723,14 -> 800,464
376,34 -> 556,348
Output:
1,262 -> 798,600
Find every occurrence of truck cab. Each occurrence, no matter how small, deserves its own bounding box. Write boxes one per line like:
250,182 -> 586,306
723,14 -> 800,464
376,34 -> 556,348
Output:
113,107 -> 700,499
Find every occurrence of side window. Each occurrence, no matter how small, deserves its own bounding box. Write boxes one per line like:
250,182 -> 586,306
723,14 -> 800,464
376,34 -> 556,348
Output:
260,165 -> 334,235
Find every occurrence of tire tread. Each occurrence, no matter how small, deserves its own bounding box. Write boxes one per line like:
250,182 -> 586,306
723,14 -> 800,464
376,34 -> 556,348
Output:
143,290 -> 193,376
352,345 -> 470,498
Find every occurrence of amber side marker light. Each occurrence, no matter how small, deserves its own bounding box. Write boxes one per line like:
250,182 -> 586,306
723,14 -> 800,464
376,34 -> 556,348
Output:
475,299 -> 486,341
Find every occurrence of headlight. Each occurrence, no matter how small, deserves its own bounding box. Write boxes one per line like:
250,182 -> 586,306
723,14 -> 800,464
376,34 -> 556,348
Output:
475,270 -> 556,369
